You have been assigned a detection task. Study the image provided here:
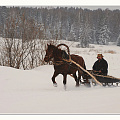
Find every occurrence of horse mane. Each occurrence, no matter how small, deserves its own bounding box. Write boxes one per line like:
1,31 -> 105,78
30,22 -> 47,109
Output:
48,44 -> 62,51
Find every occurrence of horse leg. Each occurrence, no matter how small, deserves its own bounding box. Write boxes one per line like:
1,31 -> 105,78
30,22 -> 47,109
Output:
52,71 -> 59,87
78,70 -> 82,84
63,74 -> 67,90
73,73 -> 79,87
63,74 -> 67,85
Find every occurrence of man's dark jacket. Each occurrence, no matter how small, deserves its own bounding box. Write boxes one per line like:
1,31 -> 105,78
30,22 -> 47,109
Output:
93,58 -> 108,75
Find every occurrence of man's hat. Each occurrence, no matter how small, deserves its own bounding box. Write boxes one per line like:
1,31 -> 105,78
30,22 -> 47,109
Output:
97,54 -> 104,58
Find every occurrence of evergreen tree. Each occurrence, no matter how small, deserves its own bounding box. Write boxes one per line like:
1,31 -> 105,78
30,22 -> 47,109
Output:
97,25 -> 111,45
78,22 -> 92,48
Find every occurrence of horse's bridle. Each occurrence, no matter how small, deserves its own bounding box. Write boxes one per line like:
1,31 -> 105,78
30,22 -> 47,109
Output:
45,49 -> 54,62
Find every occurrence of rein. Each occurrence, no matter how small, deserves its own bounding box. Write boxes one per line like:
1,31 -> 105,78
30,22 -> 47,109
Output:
53,60 -> 64,66
63,58 -> 102,86
53,57 -> 71,66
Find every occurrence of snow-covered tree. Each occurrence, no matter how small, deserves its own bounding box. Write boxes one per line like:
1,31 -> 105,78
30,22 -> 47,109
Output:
78,22 -> 92,48
97,25 -> 111,45
67,24 -> 77,41
117,34 -> 120,46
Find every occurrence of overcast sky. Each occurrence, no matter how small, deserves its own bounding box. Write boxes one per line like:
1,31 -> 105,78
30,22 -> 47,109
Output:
79,6 -> 120,10
30,6 -> 120,11
1,0 -> 120,10
48,6 -> 120,10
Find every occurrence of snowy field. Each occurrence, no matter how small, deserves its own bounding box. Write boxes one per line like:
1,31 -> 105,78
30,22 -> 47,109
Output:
0,41 -> 120,114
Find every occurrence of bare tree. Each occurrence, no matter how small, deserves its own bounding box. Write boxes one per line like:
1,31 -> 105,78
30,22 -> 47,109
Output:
0,9 -> 47,69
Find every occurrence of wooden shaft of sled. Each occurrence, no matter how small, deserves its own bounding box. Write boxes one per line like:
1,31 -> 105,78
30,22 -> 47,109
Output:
63,59 -> 102,86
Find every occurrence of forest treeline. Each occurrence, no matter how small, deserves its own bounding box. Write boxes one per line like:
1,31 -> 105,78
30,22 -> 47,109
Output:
1,6 -> 120,47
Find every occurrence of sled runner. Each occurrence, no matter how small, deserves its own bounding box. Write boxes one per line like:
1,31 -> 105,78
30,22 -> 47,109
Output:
91,72 -> 120,86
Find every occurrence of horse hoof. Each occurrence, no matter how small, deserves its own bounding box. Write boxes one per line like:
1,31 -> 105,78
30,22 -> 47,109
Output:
64,85 -> 67,90
76,84 -> 80,87
53,83 -> 57,87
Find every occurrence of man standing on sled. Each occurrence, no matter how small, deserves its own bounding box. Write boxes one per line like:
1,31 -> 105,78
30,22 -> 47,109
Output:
93,54 -> 108,76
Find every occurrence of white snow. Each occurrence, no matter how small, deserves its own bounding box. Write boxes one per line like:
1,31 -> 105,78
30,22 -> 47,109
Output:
0,42 -> 120,114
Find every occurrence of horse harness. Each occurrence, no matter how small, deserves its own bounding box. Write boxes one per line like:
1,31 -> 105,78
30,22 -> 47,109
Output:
53,50 -> 71,66
53,52 -> 80,75
48,49 -> 78,72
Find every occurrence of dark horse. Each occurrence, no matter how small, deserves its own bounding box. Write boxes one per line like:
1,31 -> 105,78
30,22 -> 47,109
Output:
44,44 -> 89,87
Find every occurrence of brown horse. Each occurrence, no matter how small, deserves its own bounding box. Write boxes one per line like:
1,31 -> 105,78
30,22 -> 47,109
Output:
44,44 -> 89,88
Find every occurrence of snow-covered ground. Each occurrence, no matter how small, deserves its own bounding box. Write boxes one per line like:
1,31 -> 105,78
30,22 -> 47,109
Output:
0,41 -> 120,114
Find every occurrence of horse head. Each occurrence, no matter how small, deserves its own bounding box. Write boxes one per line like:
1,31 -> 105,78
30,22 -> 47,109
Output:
44,43 -> 70,62
44,44 -> 56,62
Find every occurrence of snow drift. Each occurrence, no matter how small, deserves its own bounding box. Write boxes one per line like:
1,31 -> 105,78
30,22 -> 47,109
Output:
0,65 -> 120,114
